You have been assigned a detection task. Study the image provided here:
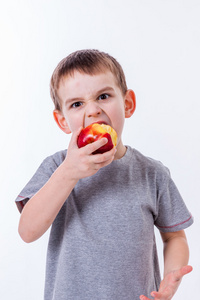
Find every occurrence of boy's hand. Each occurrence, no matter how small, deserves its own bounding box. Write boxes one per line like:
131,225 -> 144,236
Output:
139,265 -> 192,300
64,127 -> 116,180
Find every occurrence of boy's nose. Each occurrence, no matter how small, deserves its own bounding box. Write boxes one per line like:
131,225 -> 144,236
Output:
86,101 -> 102,118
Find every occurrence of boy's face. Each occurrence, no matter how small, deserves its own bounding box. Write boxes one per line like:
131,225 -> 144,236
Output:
54,70 -> 135,155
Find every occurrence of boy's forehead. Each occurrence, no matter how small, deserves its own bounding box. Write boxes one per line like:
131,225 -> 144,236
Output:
62,70 -> 117,88
58,70 -> 119,100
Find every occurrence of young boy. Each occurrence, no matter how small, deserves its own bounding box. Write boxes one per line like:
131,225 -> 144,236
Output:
16,49 -> 193,300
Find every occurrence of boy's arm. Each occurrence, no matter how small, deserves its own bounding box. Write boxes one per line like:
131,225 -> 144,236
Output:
161,230 -> 190,277
140,230 -> 192,300
18,128 -> 116,243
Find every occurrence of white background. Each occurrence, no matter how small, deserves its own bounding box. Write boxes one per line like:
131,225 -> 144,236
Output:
0,0 -> 199,299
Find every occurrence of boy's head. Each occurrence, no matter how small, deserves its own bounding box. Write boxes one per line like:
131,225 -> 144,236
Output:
51,49 -> 136,159
50,49 -> 128,111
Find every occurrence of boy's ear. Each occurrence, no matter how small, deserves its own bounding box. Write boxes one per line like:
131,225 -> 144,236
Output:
53,110 -> 72,134
124,89 -> 136,118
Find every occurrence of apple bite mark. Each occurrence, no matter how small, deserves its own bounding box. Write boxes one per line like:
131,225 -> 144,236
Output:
77,123 -> 117,154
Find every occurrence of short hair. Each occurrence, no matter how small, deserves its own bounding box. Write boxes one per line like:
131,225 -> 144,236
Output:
50,49 -> 128,111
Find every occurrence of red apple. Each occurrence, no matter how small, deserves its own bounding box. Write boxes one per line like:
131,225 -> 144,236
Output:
77,123 -> 117,154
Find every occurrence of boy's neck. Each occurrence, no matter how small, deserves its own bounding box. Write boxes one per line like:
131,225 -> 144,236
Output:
114,143 -> 127,160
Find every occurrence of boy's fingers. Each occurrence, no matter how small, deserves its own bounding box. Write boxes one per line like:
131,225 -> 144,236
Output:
151,290 -> 168,299
139,296 -> 151,300
93,147 -> 116,164
84,137 -> 109,154
140,267 -> 193,300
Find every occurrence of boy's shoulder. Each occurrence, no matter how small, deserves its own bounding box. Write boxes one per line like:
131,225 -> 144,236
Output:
127,146 -> 170,175
125,146 -> 172,192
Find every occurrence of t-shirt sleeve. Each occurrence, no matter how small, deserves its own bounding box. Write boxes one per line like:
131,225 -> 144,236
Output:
15,151 -> 66,213
154,167 -> 194,232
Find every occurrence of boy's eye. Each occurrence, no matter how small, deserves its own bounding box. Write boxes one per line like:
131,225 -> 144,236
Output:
98,93 -> 109,100
71,101 -> 83,108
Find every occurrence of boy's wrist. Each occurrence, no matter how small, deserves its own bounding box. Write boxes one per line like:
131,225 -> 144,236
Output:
52,161 -> 79,189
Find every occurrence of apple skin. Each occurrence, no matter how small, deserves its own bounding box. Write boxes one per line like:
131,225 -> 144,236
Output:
77,123 -> 117,154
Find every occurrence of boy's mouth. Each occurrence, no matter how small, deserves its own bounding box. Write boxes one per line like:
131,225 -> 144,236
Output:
84,121 -> 110,129
91,121 -> 108,126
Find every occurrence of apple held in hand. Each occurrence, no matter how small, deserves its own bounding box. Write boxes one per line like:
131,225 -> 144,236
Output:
77,123 -> 117,154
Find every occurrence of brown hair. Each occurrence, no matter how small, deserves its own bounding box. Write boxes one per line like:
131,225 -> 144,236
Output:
50,49 -> 128,111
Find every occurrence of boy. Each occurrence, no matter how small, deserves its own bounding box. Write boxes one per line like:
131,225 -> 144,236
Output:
16,49 -> 193,300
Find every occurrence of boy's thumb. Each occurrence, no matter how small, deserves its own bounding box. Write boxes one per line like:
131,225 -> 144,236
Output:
70,126 -> 83,148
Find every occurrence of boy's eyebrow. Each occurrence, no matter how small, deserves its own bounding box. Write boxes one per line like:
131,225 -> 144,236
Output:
95,86 -> 115,95
64,86 -> 115,105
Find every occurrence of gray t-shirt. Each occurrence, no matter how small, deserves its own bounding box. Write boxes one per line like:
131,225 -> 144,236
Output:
15,146 -> 193,300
